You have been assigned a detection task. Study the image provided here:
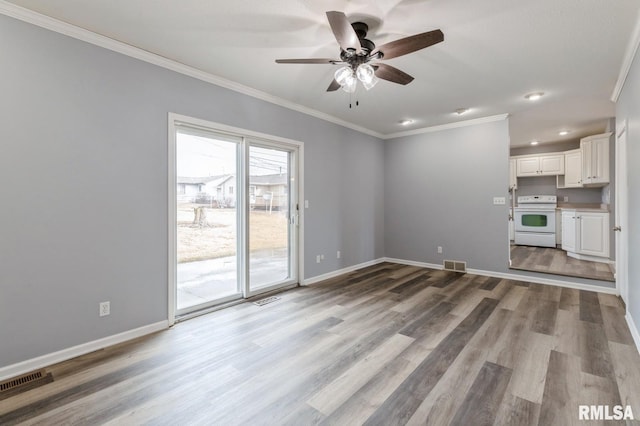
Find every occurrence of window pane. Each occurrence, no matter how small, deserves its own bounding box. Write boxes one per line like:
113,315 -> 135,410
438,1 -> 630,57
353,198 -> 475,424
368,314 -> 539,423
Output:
176,130 -> 240,311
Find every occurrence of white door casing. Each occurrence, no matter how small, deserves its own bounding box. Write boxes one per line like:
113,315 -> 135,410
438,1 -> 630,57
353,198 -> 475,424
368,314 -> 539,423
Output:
615,121 -> 629,304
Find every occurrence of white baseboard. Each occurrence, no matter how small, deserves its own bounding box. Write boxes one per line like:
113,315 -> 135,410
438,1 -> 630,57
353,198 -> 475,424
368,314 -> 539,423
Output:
382,257 -> 443,271
466,267 -> 618,295
0,320 -> 169,382
381,257 -> 618,295
302,258 -> 386,285
626,312 -> 640,355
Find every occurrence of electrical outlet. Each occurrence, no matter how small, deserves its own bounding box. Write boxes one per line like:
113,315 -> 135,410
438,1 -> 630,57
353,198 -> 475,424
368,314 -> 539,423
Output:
316,255 -> 321,263
337,250 -> 341,259
99,301 -> 110,317
493,197 -> 506,205
437,246 -> 443,254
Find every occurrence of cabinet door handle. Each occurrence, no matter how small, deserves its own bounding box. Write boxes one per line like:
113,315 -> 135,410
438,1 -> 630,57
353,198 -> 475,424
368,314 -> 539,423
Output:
613,226 -> 622,232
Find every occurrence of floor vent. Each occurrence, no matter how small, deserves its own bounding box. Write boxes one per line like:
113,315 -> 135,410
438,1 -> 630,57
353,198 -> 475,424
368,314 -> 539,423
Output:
0,369 -> 54,400
443,260 -> 467,273
254,296 -> 280,306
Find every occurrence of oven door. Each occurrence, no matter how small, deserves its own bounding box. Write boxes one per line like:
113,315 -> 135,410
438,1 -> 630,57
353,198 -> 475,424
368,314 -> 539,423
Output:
514,209 -> 555,233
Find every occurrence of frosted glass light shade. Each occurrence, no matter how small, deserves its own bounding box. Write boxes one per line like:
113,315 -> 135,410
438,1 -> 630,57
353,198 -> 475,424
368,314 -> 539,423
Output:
341,74 -> 357,93
356,64 -> 375,84
334,66 -> 353,85
362,74 -> 378,90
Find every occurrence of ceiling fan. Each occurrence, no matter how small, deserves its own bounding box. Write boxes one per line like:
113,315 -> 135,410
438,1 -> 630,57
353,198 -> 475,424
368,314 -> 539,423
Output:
275,11 -> 444,93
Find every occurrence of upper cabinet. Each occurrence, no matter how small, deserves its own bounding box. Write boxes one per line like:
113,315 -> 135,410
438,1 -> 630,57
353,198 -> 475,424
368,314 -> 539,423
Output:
509,158 -> 517,190
515,153 -> 564,177
557,149 -> 582,188
581,133 -> 610,186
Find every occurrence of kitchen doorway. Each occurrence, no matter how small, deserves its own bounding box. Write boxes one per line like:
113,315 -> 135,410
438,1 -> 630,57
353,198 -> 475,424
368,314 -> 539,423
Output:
507,138 -> 615,283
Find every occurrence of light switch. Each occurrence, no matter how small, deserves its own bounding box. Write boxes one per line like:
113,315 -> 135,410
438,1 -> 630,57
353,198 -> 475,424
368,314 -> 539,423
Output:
304,200 -> 309,208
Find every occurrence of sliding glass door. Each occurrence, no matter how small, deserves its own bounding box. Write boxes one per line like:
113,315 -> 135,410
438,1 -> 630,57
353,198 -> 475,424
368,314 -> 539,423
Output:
170,116 -> 300,317
248,144 -> 296,293
175,129 -> 242,312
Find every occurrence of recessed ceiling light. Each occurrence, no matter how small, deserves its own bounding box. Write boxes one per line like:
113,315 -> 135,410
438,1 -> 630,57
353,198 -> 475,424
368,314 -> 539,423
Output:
530,140 -> 539,145
455,108 -> 469,115
399,119 -> 414,126
559,130 -> 570,136
524,92 -> 544,101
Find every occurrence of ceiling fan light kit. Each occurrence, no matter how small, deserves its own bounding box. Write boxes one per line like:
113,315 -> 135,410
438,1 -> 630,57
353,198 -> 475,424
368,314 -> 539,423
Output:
275,11 -> 444,94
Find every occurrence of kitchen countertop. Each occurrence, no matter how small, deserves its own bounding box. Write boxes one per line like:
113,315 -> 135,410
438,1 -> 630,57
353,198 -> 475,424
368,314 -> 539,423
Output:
556,203 -> 609,212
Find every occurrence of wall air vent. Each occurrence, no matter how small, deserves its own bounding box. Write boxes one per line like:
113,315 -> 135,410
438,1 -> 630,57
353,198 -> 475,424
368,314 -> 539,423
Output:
443,260 -> 467,273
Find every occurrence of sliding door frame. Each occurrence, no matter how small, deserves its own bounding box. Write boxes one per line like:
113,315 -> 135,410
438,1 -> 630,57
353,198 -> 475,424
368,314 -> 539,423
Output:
167,113 -> 304,325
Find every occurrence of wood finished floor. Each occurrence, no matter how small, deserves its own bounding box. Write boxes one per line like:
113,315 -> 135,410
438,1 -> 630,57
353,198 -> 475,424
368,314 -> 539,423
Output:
510,245 -> 615,282
1,263 -> 639,425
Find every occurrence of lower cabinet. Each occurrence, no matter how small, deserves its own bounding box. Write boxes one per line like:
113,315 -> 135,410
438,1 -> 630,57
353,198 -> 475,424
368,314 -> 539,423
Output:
561,210 -> 609,259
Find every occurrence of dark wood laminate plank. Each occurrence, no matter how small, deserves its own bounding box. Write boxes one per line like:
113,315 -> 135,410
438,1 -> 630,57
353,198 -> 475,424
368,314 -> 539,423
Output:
398,301 -> 455,338
539,350 -> 582,426
363,298 -> 499,426
580,290 -> 604,324
493,395 -> 540,426
430,271 -> 466,288
479,276 -> 502,291
559,287 -> 580,312
579,321 -> 615,379
530,299 -> 559,335
412,345 -> 489,425
450,361 -> 512,426
388,271 -> 431,294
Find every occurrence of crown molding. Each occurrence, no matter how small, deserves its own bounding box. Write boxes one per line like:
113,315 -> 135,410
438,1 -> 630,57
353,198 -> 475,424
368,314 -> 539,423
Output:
382,113 -> 510,140
0,1 -> 384,139
0,2 -> 512,141
611,9 -> 640,102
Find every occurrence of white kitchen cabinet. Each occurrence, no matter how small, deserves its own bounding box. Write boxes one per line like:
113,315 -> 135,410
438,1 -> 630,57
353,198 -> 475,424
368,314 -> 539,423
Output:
557,149 -> 582,188
509,159 -> 517,190
515,153 -> 564,177
577,212 -> 609,257
581,133 -> 610,186
561,211 -> 576,252
561,210 -> 609,260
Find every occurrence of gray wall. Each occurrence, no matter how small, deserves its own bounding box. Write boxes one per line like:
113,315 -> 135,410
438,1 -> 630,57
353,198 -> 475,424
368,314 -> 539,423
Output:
384,120 -> 511,271
615,44 -> 640,338
0,15 -> 384,368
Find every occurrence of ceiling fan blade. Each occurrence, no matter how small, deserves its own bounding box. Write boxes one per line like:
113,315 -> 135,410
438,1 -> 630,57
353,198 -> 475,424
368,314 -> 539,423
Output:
327,79 -> 341,92
374,63 -> 414,85
375,29 -> 444,60
275,58 -> 340,64
326,11 -> 362,54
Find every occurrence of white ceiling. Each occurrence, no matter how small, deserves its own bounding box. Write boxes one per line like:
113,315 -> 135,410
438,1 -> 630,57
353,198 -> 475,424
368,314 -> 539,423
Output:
6,0 -> 640,146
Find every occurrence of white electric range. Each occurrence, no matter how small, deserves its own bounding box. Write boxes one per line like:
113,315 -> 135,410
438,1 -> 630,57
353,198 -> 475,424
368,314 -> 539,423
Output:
514,195 -> 557,248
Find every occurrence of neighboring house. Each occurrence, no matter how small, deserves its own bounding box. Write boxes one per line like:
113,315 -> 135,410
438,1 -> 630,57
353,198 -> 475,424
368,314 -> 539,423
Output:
178,173 -> 287,210
202,175 -> 236,207
177,174 -> 236,206
250,173 -> 288,211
